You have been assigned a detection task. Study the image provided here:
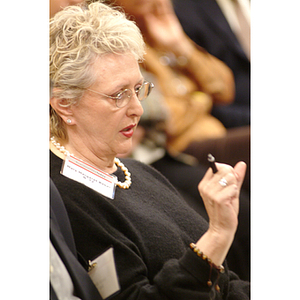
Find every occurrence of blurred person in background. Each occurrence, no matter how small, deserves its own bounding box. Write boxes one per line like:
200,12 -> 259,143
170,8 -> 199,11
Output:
173,0 -> 250,129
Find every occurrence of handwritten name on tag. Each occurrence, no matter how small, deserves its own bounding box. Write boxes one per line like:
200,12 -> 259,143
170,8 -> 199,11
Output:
61,155 -> 117,199
88,247 -> 120,299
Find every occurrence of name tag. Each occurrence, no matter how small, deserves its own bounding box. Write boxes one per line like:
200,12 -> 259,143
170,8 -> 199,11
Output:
88,247 -> 120,299
61,155 -> 117,199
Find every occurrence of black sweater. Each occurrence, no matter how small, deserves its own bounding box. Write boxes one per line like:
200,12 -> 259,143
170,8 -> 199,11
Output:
50,151 -> 249,299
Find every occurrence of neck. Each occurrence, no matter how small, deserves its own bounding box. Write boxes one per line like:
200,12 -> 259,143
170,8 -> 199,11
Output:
50,137 -> 117,174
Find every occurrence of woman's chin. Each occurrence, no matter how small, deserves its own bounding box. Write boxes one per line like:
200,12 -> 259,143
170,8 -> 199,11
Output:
117,127 -> 144,158
116,144 -> 133,158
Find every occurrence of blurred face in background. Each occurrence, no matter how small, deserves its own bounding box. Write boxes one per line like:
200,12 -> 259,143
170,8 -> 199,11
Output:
114,0 -> 155,18
49,0 -> 84,17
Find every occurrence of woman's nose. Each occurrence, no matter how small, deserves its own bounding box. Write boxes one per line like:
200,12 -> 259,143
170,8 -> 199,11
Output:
127,92 -> 144,117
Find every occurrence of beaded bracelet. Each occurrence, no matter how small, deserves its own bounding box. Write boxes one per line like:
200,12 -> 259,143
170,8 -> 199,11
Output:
189,243 -> 225,291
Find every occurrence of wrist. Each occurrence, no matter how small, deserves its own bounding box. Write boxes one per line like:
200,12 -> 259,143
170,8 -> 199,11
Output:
171,36 -> 195,60
195,230 -> 235,266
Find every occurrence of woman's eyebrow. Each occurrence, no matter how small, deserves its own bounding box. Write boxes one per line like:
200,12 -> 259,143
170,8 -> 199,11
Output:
116,77 -> 144,89
100,76 -> 145,95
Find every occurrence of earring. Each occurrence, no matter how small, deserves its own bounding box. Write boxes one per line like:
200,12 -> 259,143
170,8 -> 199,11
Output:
66,119 -> 72,124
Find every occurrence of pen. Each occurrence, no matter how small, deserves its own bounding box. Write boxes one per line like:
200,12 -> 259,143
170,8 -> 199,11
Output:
207,153 -> 218,174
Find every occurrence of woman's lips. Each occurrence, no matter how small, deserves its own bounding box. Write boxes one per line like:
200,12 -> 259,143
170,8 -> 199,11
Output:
120,124 -> 136,138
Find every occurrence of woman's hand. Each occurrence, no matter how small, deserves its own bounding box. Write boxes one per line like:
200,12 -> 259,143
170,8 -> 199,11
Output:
196,161 -> 247,266
143,0 -> 194,57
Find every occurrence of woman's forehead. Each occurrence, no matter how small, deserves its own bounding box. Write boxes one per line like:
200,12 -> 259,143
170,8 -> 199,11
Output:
92,53 -> 143,87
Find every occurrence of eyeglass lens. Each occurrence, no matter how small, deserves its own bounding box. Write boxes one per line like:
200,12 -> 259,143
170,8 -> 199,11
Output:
116,90 -> 131,107
117,82 -> 153,107
137,82 -> 152,100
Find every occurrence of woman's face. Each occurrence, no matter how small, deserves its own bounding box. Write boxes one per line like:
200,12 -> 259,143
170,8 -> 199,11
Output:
69,53 -> 144,158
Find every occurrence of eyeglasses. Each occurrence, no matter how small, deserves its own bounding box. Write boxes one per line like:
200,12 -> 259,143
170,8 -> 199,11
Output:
87,81 -> 154,108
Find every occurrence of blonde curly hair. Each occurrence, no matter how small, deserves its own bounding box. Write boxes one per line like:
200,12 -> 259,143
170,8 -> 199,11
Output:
50,1 -> 145,140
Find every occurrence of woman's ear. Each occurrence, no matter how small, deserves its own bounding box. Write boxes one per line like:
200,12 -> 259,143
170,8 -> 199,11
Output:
50,96 -> 74,125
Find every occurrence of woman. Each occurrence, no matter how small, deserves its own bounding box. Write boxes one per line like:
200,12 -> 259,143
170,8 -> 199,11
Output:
50,2 -> 249,299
